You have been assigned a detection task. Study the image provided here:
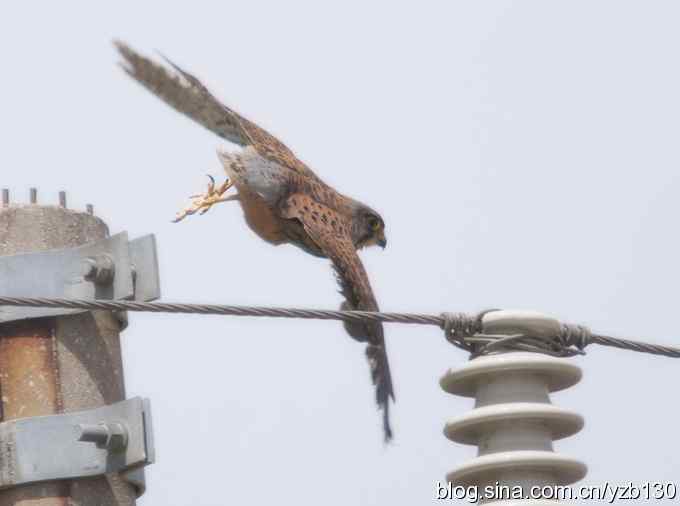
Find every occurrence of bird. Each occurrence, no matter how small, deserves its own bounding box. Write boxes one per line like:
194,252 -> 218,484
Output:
115,41 -> 395,441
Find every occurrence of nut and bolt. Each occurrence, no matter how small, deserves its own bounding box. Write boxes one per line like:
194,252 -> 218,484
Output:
76,422 -> 129,452
82,255 -> 116,284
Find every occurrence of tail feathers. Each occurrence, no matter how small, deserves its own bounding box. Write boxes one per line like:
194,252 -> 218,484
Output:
366,343 -> 395,442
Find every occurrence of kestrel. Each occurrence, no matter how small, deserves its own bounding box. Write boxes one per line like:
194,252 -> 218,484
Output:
115,42 -> 395,441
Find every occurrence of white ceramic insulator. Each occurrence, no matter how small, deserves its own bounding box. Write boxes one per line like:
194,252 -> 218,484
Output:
440,311 -> 587,504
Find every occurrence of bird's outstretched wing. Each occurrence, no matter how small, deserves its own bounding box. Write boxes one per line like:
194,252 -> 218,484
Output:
281,192 -> 395,441
114,41 -> 322,182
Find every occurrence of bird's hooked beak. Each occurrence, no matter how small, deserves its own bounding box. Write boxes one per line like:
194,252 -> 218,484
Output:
378,233 -> 387,249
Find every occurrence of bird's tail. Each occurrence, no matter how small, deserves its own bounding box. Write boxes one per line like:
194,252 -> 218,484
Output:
366,342 -> 395,442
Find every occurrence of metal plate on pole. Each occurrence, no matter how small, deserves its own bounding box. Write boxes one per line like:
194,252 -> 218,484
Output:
0,232 -> 160,324
0,397 -> 154,490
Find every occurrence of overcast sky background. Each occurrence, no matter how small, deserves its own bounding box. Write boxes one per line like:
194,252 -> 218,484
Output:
2,1 -> 679,504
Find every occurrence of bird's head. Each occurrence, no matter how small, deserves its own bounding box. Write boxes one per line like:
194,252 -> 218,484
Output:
350,202 -> 387,250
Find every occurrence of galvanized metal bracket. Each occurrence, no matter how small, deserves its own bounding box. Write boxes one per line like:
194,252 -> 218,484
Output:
0,232 -> 160,323
0,397 -> 154,494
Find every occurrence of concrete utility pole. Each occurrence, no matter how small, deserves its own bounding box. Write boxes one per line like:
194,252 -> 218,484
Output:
0,190 -> 153,506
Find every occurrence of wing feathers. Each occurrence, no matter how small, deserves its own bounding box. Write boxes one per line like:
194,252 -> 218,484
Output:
115,41 -> 324,183
282,193 -> 395,441
115,40 -> 248,146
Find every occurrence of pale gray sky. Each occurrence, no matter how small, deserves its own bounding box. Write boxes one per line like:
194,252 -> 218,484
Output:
2,1 -> 679,504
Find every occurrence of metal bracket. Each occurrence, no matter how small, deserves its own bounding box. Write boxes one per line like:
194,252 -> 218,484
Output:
0,397 -> 154,493
0,232 -> 160,323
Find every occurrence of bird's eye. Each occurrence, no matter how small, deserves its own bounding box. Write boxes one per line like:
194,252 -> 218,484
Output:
369,217 -> 380,230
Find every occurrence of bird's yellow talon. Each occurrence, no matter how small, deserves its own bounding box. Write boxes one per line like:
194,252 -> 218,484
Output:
172,175 -> 234,223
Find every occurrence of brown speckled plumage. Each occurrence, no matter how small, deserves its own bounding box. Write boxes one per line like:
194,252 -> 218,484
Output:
116,41 -> 394,441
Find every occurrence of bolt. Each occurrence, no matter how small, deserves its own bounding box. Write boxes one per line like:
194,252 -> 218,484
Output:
76,422 -> 129,452
82,255 -> 116,284
115,310 -> 129,331
29,188 -> 37,204
86,204 -> 94,215
76,423 -> 109,444
2,189 -> 8,207
59,191 -> 67,208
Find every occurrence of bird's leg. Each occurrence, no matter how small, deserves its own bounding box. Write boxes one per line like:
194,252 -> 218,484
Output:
173,175 -> 236,223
